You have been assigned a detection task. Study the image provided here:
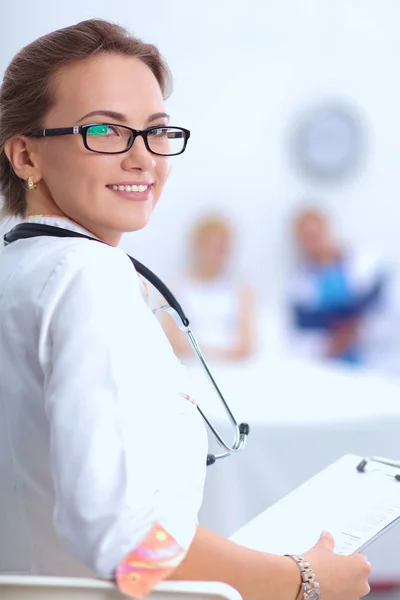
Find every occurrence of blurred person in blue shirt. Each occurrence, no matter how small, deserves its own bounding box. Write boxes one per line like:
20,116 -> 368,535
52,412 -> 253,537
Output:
287,207 -> 389,366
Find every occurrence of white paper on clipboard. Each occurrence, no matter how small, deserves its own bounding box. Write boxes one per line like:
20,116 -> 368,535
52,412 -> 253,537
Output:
230,454 -> 400,556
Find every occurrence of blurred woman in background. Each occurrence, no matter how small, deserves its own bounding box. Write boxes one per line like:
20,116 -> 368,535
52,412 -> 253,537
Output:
163,215 -> 256,362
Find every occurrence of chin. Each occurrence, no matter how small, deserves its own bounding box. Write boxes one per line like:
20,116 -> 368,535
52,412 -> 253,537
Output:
121,213 -> 153,233
109,203 -> 154,233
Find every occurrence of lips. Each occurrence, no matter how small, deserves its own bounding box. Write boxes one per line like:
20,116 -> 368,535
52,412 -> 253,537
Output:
106,182 -> 153,202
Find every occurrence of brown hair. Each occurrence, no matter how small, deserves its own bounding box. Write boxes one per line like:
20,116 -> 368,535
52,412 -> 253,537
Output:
0,19 -> 172,218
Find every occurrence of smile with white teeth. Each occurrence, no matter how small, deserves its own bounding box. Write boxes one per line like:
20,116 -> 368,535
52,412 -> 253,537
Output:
109,184 -> 149,192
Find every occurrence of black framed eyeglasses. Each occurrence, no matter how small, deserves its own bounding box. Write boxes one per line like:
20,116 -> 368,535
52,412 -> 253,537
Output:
26,123 -> 191,156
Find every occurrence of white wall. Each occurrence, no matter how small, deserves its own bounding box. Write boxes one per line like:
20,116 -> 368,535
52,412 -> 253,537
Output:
1,1 -> 400,304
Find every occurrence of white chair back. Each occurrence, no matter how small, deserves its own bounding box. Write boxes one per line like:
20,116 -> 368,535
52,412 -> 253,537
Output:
0,576 -> 242,600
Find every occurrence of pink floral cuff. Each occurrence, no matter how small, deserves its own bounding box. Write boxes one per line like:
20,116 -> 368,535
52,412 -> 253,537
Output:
116,523 -> 186,598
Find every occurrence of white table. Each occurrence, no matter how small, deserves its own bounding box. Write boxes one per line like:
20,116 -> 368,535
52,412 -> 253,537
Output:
187,354 -> 400,583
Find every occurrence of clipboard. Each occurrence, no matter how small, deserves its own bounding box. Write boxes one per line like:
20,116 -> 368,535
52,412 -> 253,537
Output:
230,454 -> 400,556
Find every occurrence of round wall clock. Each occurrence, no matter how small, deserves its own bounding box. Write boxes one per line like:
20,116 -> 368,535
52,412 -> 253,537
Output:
292,103 -> 365,181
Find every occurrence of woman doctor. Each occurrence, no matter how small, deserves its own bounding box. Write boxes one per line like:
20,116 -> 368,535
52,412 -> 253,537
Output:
0,18 -> 370,600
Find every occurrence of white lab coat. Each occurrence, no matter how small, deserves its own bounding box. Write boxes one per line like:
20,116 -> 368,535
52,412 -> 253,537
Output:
0,216 -> 207,579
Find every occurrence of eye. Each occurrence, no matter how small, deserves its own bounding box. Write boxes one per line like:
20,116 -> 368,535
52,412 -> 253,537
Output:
148,127 -> 169,137
86,124 -> 120,137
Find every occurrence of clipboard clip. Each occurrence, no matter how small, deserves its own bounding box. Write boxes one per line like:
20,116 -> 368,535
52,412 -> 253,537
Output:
356,456 -> 400,481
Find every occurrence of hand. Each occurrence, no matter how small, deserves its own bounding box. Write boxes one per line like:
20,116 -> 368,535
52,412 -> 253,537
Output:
302,532 -> 370,600
326,319 -> 360,357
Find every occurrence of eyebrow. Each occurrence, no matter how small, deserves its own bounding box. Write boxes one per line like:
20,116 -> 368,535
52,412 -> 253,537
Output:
147,112 -> 170,123
78,110 -> 170,124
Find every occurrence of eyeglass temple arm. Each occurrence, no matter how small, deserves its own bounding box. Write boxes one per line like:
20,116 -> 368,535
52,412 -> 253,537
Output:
26,128 -> 77,138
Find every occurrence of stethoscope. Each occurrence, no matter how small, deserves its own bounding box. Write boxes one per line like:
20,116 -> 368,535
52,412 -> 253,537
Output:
3,222 -> 250,466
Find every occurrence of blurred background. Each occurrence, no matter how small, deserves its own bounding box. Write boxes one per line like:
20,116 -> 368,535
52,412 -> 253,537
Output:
2,1 -> 400,597
2,1 -> 400,305
3,0 -> 400,370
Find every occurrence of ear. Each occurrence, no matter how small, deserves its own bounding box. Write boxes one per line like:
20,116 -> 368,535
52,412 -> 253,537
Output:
4,136 -> 42,183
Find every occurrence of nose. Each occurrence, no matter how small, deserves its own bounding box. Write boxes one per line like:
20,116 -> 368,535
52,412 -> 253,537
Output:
121,134 -> 155,172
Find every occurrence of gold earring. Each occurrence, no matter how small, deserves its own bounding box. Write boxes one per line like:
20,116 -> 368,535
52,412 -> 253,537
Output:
27,175 -> 37,191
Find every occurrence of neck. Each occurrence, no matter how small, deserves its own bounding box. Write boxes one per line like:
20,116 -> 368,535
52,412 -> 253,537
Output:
191,266 -> 223,281
309,246 -> 340,265
26,202 -> 122,247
